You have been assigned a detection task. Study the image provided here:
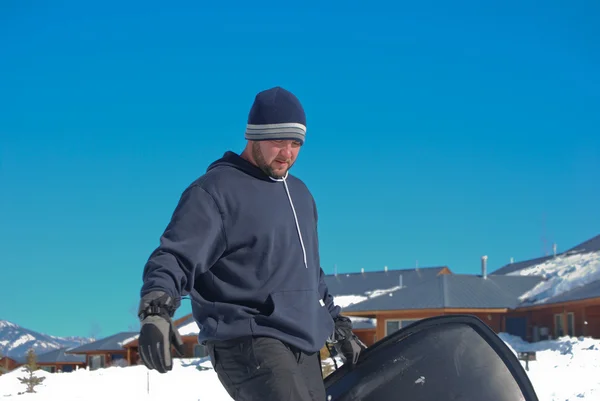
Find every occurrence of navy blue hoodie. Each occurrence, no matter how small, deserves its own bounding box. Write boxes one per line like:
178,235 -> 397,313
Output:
141,151 -> 340,353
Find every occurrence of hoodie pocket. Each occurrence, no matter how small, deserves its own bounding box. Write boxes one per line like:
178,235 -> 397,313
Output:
253,289 -> 334,341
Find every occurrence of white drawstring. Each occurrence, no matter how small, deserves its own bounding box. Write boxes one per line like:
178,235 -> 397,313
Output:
270,172 -> 308,269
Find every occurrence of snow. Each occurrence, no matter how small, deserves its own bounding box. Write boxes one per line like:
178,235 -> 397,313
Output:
509,250 -> 600,305
0,320 -> 91,359
177,322 -> 200,336
118,335 -> 139,347
498,333 -> 600,401
333,285 -> 402,309
332,294 -> 368,308
2,335 -> 599,401
11,334 -> 37,349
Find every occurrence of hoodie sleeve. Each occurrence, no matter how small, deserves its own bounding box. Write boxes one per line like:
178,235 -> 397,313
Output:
312,196 -> 341,319
140,184 -> 227,303
319,267 -> 341,319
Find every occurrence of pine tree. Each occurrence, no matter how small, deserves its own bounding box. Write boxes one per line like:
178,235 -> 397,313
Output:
17,348 -> 46,393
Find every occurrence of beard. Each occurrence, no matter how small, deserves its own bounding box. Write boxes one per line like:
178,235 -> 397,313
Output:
252,141 -> 293,179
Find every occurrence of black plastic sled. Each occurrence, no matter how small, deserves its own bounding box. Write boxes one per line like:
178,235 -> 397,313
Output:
324,314 -> 538,401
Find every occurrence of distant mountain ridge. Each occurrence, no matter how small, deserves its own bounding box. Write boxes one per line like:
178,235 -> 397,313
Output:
0,320 -> 92,360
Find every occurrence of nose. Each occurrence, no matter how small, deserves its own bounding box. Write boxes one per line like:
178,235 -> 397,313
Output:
279,144 -> 293,158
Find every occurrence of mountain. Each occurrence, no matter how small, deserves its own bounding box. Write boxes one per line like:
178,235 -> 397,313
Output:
0,320 -> 92,360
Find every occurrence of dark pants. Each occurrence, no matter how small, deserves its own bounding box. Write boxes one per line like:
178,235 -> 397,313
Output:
206,336 -> 326,401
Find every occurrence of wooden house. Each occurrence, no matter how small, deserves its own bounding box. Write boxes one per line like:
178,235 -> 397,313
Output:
66,331 -> 139,370
495,234 -> 600,341
0,356 -> 20,375
34,348 -> 86,373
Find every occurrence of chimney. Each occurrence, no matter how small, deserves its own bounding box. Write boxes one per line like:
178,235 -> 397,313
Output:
384,265 -> 388,272
510,257 -> 514,264
399,274 -> 403,288
361,267 -> 365,274
334,264 -> 337,276
481,255 -> 488,279
553,243 -> 557,257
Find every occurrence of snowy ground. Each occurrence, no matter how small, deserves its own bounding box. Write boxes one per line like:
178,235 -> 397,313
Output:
1,334 -> 599,401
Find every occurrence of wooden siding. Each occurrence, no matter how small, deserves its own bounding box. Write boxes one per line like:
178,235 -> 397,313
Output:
367,309 -> 505,341
353,329 -> 377,347
0,357 -> 20,374
507,299 -> 600,341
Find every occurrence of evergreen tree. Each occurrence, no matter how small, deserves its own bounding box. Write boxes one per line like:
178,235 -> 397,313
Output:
17,348 -> 46,393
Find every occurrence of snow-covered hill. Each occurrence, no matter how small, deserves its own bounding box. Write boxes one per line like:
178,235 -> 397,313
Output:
0,334 -> 598,401
0,320 -> 91,359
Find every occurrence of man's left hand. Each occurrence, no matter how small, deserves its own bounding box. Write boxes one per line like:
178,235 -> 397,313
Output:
331,315 -> 367,366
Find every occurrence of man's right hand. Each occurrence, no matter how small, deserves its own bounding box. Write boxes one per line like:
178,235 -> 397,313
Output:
137,291 -> 184,373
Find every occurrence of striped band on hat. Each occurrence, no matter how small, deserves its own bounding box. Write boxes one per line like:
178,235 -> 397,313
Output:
245,122 -> 307,144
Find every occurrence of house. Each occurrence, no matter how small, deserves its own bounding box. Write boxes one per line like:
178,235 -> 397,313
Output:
57,232 -> 599,373
0,355 -> 20,375
33,347 -> 86,373
66,331 -> 139,370
333,233 -> 600,344
331,267 -> 544,344
121,314 -> 207,365
493,233 -> 600,341
0,348 -> 86,374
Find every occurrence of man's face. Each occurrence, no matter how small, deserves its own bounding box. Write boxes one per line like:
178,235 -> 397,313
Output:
252,139 -> 302,179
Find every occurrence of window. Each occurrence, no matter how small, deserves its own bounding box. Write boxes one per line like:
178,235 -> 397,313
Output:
567,312 -> 575,337
386,319 -> 421,336
88,355 -> 106,370
554,314 -> 564,338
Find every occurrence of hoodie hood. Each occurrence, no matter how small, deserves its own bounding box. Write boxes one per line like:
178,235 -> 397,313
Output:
207,151 -> 276,182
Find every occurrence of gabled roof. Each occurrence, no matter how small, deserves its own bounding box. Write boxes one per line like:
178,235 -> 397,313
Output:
492,233 -> 600,275
35,348 -> 86,364
324,266 -> 449,297
67,331 -> 138,353
342,274 -> 543,313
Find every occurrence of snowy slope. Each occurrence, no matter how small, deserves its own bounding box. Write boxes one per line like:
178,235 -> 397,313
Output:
0,335 -> 598,401
0,320 -> 91,359
508,250 -> 600,305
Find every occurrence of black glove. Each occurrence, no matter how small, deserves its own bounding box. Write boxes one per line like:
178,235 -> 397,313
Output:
137,290 -> 184,373
330,315 -> 367,366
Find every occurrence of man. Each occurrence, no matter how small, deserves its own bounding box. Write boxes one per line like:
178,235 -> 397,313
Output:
136,86 -> 365,401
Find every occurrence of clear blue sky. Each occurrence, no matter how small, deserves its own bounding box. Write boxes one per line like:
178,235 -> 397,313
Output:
1,0 -> 599,338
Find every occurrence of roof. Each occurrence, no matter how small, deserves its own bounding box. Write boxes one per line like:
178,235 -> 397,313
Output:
566,234 -> 600,254
66,331 -> 138,353
341,274 -> 544,312
324,266 -> 449,297
492,255 -> 556,275
492,233 -> 600,275
35,348 -> 86,364
519,278 -> 600,307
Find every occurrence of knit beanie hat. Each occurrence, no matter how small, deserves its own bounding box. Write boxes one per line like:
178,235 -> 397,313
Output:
245,86 -> 307,145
